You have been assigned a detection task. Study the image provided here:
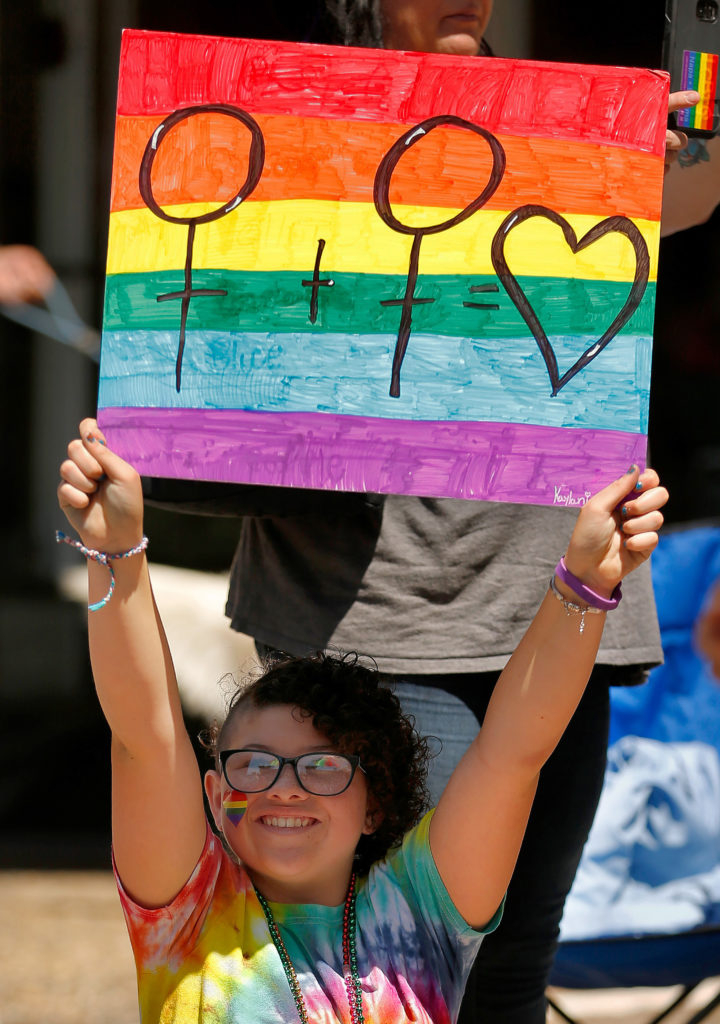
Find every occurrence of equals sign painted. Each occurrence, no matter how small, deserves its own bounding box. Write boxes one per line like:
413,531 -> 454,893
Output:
463,283 -> 500,310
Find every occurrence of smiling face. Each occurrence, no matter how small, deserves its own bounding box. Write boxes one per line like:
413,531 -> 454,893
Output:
380,0 -> 493,56
205,704 -> 375,905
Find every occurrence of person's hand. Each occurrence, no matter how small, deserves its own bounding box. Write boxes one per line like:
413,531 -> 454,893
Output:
58,418 -> 144,554
695,581 -> 720,682
563,466 -> 668,598
0,245 -> 55,305
665,90 -> 701,173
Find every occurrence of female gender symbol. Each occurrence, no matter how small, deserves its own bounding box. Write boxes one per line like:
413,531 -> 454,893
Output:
139,104 -> 265,391
374,115 -> 506,398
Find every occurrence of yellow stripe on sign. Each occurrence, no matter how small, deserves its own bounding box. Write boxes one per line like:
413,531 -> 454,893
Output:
106,200 -> 659,283
696,52 -> 708,129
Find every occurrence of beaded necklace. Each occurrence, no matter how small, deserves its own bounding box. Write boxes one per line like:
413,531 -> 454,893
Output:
255,872 -> 365,1024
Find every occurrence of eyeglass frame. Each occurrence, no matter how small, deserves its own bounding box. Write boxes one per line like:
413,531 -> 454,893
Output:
218,748 -> 364,796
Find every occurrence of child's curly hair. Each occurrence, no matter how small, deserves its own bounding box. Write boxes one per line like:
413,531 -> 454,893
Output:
202,651 -> 431,874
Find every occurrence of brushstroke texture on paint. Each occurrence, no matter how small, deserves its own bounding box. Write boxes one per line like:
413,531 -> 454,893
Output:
115,33 -> 668,155
105,203 -> 660,279
100,405 -> 647,504
98,30 -> 668,505
110,115 -> 664,219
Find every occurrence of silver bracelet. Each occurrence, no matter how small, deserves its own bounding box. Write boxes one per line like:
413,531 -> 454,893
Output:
549,575 -> 604,634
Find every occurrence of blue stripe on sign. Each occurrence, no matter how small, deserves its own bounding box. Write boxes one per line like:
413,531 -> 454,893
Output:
98,329 -> 651,433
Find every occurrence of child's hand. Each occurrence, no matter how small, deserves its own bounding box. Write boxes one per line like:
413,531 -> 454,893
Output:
58,418 -> 144,553
564,466 -> 668,598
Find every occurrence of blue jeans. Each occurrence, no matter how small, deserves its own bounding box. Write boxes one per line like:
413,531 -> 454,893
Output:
393,670 -> 612,1024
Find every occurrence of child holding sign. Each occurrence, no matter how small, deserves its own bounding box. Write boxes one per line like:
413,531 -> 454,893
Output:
58,418 -> 666,1023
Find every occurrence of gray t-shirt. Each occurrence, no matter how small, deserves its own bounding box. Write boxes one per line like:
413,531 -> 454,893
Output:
226,495 -> 661,675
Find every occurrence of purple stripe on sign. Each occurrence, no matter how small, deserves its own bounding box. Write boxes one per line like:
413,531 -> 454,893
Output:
97,406 -> 646,506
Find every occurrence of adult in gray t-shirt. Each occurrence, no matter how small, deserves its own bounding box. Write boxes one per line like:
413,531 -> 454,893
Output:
227,496 -> 660,673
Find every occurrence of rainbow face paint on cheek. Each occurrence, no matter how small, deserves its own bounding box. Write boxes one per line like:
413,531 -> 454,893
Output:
223,790 -> 248,827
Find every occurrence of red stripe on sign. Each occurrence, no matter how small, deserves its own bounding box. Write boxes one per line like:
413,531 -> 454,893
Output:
704,53 -> 718,130
116,30 -> 669,156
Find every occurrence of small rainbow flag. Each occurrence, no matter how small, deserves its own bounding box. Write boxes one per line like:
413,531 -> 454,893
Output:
98,31 -> 668,506
676,49 -> 719,132
223,791 -> 248,826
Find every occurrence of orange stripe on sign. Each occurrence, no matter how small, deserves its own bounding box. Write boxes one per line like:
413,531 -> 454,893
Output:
110,112 -> 664,221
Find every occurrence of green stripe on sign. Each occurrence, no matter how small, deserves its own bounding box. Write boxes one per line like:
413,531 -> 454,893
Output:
103,270 -> 656,340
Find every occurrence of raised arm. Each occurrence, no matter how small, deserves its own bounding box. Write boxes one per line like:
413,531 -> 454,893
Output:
58,419 -> 207,907
430,465 -> 668,927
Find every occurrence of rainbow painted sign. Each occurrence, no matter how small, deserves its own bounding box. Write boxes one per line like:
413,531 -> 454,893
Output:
99,30 -> 668,506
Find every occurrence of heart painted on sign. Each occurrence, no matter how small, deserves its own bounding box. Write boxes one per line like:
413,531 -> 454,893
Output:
490,204 -> 650,395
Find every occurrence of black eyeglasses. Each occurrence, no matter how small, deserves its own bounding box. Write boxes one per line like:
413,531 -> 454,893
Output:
219,748 -> 363,796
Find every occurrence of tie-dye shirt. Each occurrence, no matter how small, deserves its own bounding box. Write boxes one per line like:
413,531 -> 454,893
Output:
117,810 -> 501,1023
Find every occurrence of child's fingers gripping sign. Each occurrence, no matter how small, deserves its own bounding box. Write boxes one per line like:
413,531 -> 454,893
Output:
618,470 -> 668,549
58,439 -> 105,510
58,418 -> 144,552
566,465 -> 669,595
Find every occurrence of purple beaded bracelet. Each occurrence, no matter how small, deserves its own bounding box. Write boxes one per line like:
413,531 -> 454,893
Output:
56,531 -> 148,612
554,556 -> 622,611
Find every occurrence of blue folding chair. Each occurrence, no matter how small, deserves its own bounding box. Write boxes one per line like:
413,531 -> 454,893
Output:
548,525 -> 720,1024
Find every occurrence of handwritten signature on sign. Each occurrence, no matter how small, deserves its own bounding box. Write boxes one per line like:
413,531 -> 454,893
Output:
553,486 -> 593,507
